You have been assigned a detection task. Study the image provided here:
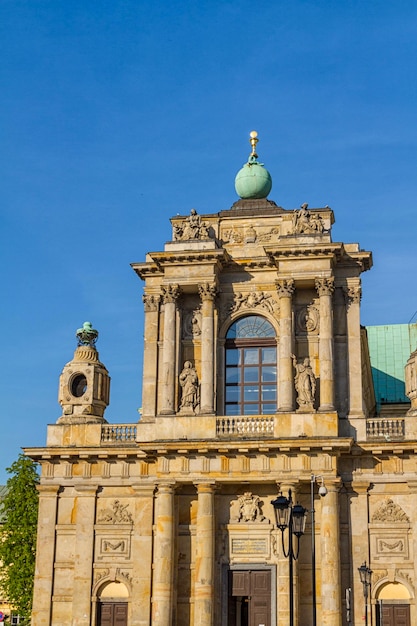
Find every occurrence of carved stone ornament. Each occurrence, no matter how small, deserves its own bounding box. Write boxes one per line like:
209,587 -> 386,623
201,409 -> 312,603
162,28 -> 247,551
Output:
371,499 -> 410,523
295,305 -> 319,335
232,291 -> 277,314
173,209 -> 212,241
372,569 -> 388,585
292,204 -> 324,234
143,294 -> 160,312
275,279 -> 295,298
183,309 -> 202,339
292,354 -> 316,411
230,492 -> 269,524
221,228 -> 243,244
97,500 -> 133,524
315,277 -> 335,297
343,284 -> 361,306
161,283 -> 181,304
198,283 -> 217,301
257,227 -> 280,243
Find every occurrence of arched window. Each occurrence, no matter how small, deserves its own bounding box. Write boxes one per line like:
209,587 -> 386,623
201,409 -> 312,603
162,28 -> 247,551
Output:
225,315 -> 277,415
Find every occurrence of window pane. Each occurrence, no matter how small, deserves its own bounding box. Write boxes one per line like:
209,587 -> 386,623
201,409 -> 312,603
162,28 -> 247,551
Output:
243,348 -> 259,365
226,405 -> 240,415
244,367 -> 259,383
226,367 -> 240,384
261,385 -> 277,401
261,366 -> 277,382
243,405 -> 259,415
226,349 -> 239,365
225,387 -> 240,402
226,315 -> 275,339
244,386 -> 259,402
262,403 -> 276,414
261,347 -> 276,363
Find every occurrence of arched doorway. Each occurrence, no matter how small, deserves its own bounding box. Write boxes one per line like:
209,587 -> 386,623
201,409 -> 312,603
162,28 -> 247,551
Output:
376,582 -> 411,626
97,581 -> 129,626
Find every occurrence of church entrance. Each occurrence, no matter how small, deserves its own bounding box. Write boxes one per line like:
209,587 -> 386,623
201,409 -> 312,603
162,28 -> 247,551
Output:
97,602 -> 128,626
376,603 -> 410,626
228,570 -> 271,626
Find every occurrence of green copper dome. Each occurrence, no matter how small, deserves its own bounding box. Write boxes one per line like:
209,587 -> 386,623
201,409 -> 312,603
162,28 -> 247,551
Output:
234,131 -> 272,199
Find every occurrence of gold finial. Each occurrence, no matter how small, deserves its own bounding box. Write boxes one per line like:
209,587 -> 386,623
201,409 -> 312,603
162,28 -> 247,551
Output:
249,130 -> 259,158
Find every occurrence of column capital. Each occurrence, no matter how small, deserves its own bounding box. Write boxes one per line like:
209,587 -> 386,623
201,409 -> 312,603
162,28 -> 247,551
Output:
156,481 -> 177,495
73,484 -> 99,496
198,282 -> 217,301
194,481 -> 217,493
315,276 -> 335,297
161,283 -> 181,304
343,283 -> 362,306
275,278 -> 295,298
143,293 -> 160,312
36,484 -> 61,495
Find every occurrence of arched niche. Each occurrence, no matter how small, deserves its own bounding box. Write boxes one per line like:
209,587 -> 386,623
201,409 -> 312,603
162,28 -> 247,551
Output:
98,580 -> 129,600
377,582 -> 410,600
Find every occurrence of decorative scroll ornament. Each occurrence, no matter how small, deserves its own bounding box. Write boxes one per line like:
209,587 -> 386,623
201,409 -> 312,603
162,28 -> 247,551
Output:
232,291 -> 277,314
183,309 -> 202,339
295,305 -> 319,335
231,492 -> 268,524
222,228 -> 244,244
371,499 -> 410,523
173,209 -> 212,241
292,203 -> 324,234
97,500 -> 133,524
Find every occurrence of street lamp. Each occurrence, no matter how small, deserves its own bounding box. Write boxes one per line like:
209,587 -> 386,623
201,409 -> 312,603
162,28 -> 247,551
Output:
271,489 -> 307,626
358,561 -> 372,626
311,475 -> 327,626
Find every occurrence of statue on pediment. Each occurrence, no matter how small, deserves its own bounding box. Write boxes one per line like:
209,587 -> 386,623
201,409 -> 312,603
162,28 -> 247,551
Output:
293,203 -> 324,234
173,209 -> 211,241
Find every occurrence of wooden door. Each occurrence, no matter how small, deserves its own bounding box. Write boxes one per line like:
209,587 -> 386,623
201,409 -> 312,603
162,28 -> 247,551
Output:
377,604 -> 410,626
97,602 -> 128,626
229,570 -> 271,626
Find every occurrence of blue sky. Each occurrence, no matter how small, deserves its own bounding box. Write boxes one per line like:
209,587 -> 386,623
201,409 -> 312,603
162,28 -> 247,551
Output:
1,0 -> 416,482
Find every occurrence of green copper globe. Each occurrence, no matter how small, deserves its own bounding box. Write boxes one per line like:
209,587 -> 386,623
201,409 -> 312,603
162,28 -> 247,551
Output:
234,131 -> 272,199
235,157 -> 272,199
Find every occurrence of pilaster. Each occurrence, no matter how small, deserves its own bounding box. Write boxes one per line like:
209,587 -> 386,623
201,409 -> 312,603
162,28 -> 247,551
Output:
276,279 -> 295,412
152,482 -> 176,625
199,283 -> 217,415
160,285 -> 180,415
315,277 -> 335,412
194,482 -> 216,626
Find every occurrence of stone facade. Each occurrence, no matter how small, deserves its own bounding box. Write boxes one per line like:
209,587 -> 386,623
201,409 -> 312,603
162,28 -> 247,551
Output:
26,165 -> 417,625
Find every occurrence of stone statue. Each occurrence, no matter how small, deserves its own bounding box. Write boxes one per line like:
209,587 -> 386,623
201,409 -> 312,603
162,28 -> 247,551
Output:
293,204 -> 324,234
179,361 -> 199,413
174,209 -> 211,241
291,354 -> 316,409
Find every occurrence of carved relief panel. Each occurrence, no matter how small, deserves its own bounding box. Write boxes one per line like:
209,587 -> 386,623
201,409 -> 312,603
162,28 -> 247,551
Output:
369,499 -> 412,563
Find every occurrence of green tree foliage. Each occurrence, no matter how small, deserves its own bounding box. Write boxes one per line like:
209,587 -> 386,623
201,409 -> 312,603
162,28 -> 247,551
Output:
0,454 -> 39,624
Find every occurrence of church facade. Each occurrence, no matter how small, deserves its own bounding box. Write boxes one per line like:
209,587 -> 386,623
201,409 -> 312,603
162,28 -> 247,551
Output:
26,133 -> 417,626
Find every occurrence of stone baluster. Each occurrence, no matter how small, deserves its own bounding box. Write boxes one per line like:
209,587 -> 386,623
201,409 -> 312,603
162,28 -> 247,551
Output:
344,283 -> 363,417
315,277 -> 335,412
276,279 -> 295,412
160,285 -> 180,415
31,484 -> 60,625
73,485 -> 98,625
199,283 -> 217,415
152,483 -> 176,625
141,294 -> 160,420
194,482 -> 216,626
320,479 -> 342,626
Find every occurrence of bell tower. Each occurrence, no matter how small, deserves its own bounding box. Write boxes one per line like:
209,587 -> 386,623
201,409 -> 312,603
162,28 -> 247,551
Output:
57,321 -> 110,424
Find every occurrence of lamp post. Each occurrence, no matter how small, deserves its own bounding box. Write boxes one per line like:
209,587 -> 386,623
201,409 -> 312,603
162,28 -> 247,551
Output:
358,561 -> 372,626
310,475 -> 327,626
271,489 -> 307,626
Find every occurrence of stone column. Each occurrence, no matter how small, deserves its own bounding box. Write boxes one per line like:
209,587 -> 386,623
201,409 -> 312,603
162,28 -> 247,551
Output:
194,482 -> 216,626
199,283 -> 217,415
333,286 -> 348,419
276,279 -> 295,412
315,277 -> 335,412
131,484 -> 156,626
320,479 -> 342,626
349,480 -> 370,626
152,483 -> 176,625
141,294 -> 160,420
344,283 -> 363,417
31,484 -> 60,626
73,485 -> 98,626
160,284 -> 180,415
